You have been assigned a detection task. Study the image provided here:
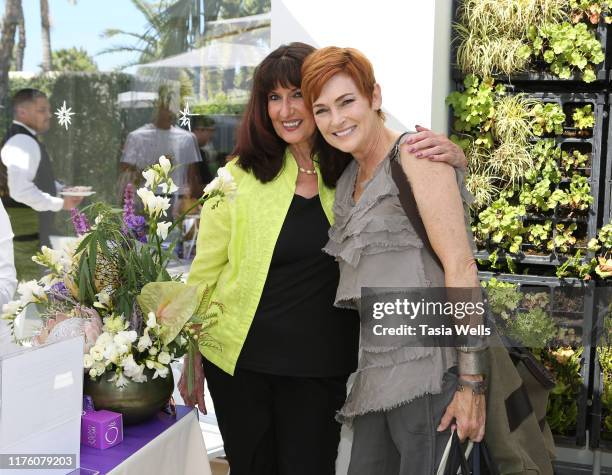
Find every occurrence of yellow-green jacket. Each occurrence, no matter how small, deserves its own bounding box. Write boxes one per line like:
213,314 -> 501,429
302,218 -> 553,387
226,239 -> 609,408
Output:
187,149 -> 336,375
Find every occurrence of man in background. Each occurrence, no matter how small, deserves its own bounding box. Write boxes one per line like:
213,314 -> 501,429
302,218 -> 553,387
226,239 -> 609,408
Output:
189,114 -> 218,187
119,88 -> 202,210
0,89 -> 83,248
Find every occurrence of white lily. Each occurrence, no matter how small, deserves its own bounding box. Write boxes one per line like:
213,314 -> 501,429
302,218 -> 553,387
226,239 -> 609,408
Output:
17,280 -> 46,305
204,166 -> 237,198
158,156 -> 172,175
142,169 -> 158,189
146,311 -> 157,329
156,221 -> 172,240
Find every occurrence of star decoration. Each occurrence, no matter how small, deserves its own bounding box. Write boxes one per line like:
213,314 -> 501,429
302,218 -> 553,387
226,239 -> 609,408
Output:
54,101 -> 75,130
178,102 -> 191,131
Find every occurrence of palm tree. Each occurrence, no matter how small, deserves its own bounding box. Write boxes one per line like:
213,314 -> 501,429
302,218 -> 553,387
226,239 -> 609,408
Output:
98,0 -> 207,68
40,0 -> 52,72
14,0 -> 25,71
0,0 -> 22,105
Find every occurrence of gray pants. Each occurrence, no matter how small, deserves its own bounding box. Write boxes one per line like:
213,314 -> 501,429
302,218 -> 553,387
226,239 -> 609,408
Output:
347,371 -> 457,475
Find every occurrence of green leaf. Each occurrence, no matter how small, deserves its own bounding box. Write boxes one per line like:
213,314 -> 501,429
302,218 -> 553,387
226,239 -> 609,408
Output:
137,282 -> 199,345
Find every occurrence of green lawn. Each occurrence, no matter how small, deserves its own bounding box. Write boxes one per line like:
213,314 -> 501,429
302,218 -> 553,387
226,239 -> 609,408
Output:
6,206 -> 42,282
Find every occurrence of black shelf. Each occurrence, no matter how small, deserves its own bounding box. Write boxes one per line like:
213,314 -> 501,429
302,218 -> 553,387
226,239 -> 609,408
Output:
479,272 -> 595,447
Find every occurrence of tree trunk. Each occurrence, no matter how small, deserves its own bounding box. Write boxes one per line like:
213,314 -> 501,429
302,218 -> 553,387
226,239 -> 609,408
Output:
14,0 -> 25,71
0,0 -> 20,106
40,0 -> 52,72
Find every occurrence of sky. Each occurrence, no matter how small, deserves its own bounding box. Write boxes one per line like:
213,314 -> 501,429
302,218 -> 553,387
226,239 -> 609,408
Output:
2,0 -> 149,72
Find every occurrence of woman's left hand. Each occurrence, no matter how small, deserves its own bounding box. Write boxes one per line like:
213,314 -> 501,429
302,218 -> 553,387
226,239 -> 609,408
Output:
403,125 -> 467,169
437,375 -> 486,442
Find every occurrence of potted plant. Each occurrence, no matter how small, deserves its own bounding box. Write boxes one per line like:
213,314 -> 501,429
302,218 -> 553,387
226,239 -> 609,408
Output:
1,156 -> 236,423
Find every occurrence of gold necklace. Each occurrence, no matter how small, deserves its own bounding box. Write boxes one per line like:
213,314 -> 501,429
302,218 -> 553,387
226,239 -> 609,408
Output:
298,166 -> 317,175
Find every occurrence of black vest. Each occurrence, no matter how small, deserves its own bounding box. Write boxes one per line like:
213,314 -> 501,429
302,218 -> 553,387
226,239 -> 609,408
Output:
1,123 -> 57,245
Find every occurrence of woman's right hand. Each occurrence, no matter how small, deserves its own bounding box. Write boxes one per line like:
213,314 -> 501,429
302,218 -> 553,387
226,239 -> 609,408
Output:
178,351 -> 207,414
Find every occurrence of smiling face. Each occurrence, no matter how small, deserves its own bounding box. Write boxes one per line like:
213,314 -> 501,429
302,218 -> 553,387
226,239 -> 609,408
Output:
311,73 -> 381,156
267,84 -> 316,147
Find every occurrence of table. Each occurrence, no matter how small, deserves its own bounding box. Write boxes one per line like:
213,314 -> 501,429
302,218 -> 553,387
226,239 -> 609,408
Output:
76,405 -> 211,475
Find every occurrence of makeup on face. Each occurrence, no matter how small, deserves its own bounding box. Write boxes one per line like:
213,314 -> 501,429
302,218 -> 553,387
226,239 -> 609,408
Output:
267,85 -> 316,147
312,73 -> 379,155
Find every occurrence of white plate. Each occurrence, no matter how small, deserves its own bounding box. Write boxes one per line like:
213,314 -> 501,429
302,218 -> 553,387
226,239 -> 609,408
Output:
60,190 -> 96,197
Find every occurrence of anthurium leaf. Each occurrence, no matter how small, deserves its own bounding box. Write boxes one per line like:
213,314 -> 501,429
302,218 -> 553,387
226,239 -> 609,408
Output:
137,282 -> 198,344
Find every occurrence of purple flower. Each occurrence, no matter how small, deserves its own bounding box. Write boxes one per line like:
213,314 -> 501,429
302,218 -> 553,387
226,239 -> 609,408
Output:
49,281 -> 70,301
122,183 -> 147,242
71,208 -> 91,235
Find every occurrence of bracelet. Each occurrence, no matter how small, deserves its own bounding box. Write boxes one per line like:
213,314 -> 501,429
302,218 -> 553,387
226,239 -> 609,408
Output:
458,345 -> 489,353
456,377 -> 487,396
457,349 -> 488,375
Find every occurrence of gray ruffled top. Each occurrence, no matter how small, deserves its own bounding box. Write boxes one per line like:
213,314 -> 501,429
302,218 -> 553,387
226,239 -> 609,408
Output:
323,141 -> 474,424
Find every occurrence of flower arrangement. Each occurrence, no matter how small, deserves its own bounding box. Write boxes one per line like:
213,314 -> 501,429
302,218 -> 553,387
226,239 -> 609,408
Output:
1,156 -> 236,388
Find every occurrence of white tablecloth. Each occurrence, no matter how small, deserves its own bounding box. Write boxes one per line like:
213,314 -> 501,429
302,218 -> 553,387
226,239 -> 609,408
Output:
109,408 -> 211,475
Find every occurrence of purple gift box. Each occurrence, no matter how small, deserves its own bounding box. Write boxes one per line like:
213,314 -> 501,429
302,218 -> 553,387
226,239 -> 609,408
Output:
81,410 -> 123,450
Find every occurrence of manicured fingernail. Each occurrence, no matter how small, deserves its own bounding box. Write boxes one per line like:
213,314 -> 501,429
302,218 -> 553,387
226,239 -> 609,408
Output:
416,153 -> 422,158
409,147 -> 416,153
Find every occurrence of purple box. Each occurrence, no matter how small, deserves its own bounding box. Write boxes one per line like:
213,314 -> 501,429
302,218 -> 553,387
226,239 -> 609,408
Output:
81,410 -> 123,450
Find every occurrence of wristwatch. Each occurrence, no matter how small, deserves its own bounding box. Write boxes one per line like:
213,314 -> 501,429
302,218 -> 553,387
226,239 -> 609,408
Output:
456,377 -> 487,396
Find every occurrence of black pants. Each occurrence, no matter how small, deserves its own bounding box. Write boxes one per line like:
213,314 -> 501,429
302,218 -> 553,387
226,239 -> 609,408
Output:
203,358 -> 349,475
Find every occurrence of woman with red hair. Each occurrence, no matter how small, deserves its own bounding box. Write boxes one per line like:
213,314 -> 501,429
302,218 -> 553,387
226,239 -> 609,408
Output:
179,43 -> 467,475
301,47 -> 486,474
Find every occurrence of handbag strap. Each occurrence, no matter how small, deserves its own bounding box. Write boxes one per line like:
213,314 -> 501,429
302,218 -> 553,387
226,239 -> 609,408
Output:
389,132 -> 443,269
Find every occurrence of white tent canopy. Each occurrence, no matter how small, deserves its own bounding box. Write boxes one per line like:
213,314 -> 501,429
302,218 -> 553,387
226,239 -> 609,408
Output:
137,41 -> 269,69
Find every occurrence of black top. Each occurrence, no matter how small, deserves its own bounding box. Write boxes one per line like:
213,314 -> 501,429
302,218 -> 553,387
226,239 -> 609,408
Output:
237,194 -> 359,377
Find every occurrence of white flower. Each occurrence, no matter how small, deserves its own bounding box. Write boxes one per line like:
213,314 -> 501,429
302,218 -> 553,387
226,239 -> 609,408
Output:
93,362 -> 106,376
2,300 -> 21,317
148,346 -> 158,356
96,332 -> 113,346
137,330 -> 152,352
115,372 -> 129,388
159,180 -> 178,195
17,280 -> 45,305
157,351 -> 171,365
146,312 -> 157,329
152,363 -> 169,379
118,330 -> 138,344
103,343 -> 120,364
145,359 -> 155,369
122,355 -> 147,383
93,291 -> 111,310
90,345 -> 104,362
137,187 -> 156,212
83,354 -> 94,369
204,166 -> 237,198
39,274 -> 59,288
89,368 -> 97,378
153,195 -> 171,216
158,156 -> 171,175
32,246 -> 64,274
156,221 -> 171,240
142,169 -> 158,189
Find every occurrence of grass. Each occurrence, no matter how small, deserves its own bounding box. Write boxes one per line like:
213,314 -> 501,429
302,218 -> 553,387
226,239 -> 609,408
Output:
6,206 -> 42,282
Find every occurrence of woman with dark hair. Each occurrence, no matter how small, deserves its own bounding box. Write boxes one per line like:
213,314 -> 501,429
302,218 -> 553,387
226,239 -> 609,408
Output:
178,42 -> 467,475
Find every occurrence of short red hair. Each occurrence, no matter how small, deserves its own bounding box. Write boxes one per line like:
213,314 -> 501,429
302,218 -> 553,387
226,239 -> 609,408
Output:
301,46 -> 384,119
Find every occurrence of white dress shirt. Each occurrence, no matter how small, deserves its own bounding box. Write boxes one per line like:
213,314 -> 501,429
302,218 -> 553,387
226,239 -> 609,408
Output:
121,124 -> 201,194
1,121 -> 64,212
0,200 -> 18,352
0,200 -> 17,307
